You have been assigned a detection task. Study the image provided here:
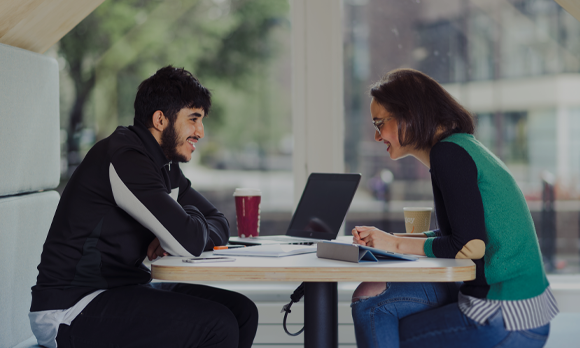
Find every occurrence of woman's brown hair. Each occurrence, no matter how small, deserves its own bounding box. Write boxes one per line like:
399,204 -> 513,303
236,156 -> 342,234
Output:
370,68 -> 474,150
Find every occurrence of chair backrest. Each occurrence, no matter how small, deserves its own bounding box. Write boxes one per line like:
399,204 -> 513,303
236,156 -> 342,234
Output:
0,42 -> 60,348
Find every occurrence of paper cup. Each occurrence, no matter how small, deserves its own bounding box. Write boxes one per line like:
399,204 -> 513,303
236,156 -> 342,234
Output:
403,207 -> 432,234
234,188 -> 261,238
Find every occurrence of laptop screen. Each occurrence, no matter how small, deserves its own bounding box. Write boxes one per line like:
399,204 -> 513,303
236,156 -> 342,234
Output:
286,173 -> 361,240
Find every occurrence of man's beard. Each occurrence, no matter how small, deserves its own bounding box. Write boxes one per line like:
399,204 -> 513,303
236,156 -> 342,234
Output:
160,121 -> 189,163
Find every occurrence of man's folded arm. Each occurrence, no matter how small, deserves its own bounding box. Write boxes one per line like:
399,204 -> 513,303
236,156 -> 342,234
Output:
177,174 -> 229,250
109,150 -> 211,257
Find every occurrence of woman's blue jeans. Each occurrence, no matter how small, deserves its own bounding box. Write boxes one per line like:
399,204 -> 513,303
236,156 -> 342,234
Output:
351,282 -> 550,348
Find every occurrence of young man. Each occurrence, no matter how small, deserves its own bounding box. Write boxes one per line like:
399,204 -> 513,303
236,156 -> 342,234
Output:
30,66 -> 258,348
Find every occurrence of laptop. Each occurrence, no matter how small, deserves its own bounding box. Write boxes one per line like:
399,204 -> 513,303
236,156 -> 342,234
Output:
228,173 -> 361,246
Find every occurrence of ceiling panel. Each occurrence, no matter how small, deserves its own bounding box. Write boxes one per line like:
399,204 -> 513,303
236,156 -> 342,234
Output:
0,0 -> 105,53
555,1 -> 580,23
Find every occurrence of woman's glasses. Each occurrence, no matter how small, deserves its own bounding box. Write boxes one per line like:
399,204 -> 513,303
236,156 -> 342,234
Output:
373,119 -> 385,133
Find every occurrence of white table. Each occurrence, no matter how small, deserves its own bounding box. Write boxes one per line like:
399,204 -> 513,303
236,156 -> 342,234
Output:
152,252 -> 475,348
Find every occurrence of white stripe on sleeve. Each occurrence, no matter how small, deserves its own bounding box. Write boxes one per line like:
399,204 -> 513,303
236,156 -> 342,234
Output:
109,163 -> 192,257
170,188 -> 179,201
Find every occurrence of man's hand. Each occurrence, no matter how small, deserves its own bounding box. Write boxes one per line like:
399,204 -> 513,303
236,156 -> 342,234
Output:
147,237 -> 168,261
352,226 -> 398,251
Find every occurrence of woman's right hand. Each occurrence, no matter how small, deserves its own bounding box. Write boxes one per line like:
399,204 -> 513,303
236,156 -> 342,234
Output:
352,226 -> 427,256
352,226 -> 396,250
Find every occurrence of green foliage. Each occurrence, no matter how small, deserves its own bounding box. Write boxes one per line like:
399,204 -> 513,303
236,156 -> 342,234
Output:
58,0 -> 290,171
60,0 -> 161,87
196,0 -> 289,82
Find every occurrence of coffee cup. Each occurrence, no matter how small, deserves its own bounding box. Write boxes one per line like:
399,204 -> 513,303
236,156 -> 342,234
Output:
233,188 -> 261,238
403,207 -> 432,234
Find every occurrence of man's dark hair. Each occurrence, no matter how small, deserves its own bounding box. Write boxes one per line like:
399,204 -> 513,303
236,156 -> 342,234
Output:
370,68 -> 474,150
134,66 -> 211,128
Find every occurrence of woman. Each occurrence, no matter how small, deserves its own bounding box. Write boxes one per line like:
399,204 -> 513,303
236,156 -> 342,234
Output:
351,69 -> 558,348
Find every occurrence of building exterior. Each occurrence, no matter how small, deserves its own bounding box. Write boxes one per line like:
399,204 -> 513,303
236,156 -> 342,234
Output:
344,0 -> 580,198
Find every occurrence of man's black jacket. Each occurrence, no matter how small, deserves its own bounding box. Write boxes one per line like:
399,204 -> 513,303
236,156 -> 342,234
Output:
31,123 -> 229,311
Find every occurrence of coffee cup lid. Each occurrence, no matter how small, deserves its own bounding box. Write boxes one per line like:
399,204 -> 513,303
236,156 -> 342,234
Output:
233,188 -> 262,196
403,207 -> 433,211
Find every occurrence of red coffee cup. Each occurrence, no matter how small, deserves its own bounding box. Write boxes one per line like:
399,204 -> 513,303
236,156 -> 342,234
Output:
233,188 -> 261,238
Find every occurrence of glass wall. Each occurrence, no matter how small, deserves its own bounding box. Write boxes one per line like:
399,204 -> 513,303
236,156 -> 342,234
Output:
48,0 -> 293,236
343,0 -> 580,273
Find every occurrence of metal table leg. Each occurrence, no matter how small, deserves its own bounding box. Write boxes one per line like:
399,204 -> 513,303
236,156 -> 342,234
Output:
304,282 -> 338,348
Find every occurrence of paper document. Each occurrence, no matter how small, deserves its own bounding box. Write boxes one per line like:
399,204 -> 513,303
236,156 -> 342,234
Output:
213,244 -> 317,257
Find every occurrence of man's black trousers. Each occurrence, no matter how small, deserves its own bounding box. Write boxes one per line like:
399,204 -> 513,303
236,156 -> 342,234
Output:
55,283 -> 259,348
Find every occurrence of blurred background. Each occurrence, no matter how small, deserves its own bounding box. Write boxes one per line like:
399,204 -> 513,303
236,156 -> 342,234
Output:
47,0 -> 580,274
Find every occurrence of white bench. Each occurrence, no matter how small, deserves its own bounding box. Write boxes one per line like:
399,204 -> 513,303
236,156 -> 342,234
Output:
0,42 -> 60,348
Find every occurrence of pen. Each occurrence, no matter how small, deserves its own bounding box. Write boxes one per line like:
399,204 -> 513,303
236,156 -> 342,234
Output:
214,245 -> 246,250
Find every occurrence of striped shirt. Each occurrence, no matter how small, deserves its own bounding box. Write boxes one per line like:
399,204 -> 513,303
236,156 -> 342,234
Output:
458,287 -> 559,331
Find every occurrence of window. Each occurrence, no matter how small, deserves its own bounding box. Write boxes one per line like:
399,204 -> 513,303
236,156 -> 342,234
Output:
51,0 -> 293,236
343,0 -> 580,273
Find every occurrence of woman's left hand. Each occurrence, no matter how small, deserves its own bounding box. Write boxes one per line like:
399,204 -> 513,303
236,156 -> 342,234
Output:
352,226 -> 398,251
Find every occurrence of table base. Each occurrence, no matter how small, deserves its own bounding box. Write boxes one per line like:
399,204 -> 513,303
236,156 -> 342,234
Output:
304,282 -> 338,348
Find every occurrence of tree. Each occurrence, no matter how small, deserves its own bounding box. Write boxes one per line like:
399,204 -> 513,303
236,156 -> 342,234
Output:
58,0 -> 289,174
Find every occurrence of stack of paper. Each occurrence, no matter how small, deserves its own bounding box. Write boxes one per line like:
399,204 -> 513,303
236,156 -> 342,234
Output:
213,244 -> 317,257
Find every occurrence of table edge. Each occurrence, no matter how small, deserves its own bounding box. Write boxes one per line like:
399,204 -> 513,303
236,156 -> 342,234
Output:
151,264 -> 476,282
